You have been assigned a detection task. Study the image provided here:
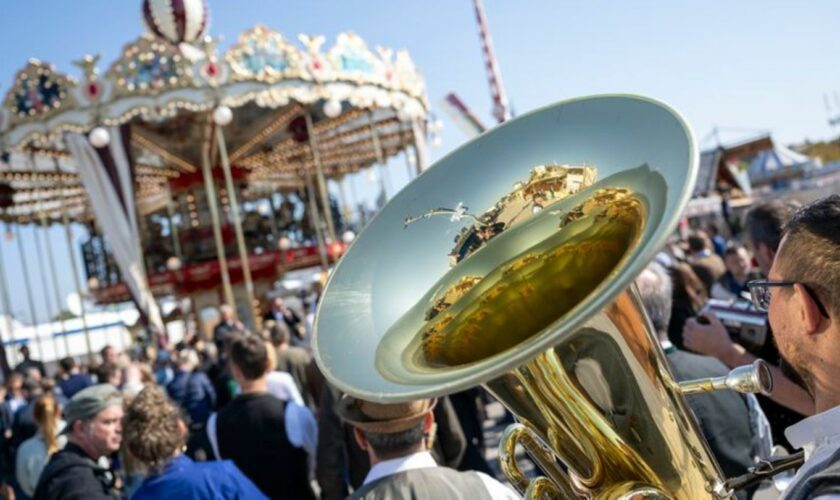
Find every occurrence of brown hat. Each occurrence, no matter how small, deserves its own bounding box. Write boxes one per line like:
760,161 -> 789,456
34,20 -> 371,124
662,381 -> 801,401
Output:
335,395 -> 437,434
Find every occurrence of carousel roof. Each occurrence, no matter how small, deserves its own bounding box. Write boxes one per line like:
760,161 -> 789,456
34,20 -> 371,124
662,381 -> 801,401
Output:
0,22 -> 429,224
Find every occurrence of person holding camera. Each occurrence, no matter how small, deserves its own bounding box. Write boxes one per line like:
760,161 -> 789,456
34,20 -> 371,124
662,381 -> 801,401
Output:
683,200 -> 814,448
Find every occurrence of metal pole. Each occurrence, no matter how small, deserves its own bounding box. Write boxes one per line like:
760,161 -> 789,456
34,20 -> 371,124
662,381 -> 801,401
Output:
267,194 -> 280,242
304,113 -> 337,243
30,224 -> 63,360
40,218 -> 71,357
200,120 -> 235,308
215,126 -> 259,331
302,166 -> 329,271
14,225 -> 45,361
0,236 -> 18,370
410,118 -> 429,175
166,196 -> 183,260
63,220 -> 94,364
369,112 -> 391,200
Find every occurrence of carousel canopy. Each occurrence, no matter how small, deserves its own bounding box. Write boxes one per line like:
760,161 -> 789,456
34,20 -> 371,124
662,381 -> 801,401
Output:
0,21 -> 429,225
748,142 -> 818,186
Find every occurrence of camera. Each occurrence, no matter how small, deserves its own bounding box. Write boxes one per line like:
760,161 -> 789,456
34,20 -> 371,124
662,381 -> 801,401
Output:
699,297 -> 768,354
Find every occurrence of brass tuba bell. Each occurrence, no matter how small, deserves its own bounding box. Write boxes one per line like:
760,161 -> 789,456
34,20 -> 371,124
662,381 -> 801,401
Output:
313,95 -> 772,499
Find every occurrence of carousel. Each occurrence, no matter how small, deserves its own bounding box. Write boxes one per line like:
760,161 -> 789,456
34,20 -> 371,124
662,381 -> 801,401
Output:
0,0 -> 432,365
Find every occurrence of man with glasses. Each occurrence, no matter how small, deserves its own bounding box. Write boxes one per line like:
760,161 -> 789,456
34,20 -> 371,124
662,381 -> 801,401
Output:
684,200 -> 815,450
748,195 -> 840,499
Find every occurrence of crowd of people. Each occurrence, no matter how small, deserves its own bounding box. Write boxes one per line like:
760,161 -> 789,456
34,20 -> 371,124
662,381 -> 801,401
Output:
0,195 -> 835,499
0,288 -> 510,499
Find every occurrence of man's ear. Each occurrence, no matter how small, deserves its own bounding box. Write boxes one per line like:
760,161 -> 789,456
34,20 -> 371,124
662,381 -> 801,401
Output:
353,427 -> 368,451
423,412 -> 434,433
795,284 -> 824,335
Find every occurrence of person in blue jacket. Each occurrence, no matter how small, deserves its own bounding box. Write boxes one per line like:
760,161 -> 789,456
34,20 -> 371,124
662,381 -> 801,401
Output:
124,385 -> 266,500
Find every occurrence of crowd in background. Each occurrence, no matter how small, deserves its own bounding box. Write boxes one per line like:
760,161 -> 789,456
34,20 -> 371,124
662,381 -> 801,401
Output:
0,196 -> 834,499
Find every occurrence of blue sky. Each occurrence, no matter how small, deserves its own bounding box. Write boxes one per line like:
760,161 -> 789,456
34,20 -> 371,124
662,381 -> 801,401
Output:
1,1 -> 839,324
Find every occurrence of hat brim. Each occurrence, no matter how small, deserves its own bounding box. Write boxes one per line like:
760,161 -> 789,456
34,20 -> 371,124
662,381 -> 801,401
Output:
336,397 -> 437,434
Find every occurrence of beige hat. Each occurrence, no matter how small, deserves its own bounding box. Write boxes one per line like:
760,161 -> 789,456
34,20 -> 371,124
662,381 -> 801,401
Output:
336,395 -> 437,434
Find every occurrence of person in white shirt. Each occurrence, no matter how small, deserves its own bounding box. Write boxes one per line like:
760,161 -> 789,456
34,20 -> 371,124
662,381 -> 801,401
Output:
336,395 -> 517,500
744,195 -> 840,499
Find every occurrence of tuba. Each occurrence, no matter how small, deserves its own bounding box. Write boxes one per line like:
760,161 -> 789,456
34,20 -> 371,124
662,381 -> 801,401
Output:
313,95 -> 774,498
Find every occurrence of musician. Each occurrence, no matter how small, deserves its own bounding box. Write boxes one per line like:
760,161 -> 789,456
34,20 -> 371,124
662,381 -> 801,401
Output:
684,200 -> 815,449
747,196 -> 840,499
336,395 -> 517,500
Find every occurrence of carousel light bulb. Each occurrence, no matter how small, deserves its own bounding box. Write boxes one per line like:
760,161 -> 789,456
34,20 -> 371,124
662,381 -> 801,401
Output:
213,105 -> 233,126
323,99 -> 342,118
278,236 -> 292,251
166,256 -> 182,271
342,230 -> 356,243
88,127 -> 111,148
87,277 -> 100,290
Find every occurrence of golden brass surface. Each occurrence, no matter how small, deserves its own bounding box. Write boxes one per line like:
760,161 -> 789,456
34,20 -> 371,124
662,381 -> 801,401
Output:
485,287 -> 725,498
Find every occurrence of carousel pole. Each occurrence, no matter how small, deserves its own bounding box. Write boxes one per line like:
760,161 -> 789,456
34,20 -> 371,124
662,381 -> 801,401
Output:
40,216 -> 72,357
304,113 -> 337,244
166,197 -> 183,260
13,225 -> 45,361
302,164 -> 329,271
267,193 -> 280,242
368,112 -> 391,200
410,119 -> 429,175
200,117 -> 235,308
400,121 -> 416,181
0,234 -> 18,371
61,217 -> 94,363
29,223 -> 63,359
214,123 -> 259,331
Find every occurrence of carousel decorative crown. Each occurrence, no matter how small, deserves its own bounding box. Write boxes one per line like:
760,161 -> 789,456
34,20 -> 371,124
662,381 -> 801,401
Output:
0,0 -> 427,149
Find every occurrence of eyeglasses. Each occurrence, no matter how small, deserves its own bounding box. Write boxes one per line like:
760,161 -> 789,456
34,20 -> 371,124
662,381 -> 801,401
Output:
746,279 -> 829,318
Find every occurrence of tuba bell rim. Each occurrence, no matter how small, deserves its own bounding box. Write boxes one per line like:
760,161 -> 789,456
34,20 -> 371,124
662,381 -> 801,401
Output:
312,93 -> 699,403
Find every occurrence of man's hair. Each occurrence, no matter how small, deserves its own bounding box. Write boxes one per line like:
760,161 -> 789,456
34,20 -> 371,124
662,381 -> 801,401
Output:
687,230 -> 710,253
230,334 -> 269,380
95,363 -> 118,384
123,385 -> 186,470
362,420 -> 426,459
268,321 -> 291,346
778,195 -> 840,317
59,356 -> 76,373
744,200 -> 799,251
636,262 -> 674,336
724,243 -> 746,258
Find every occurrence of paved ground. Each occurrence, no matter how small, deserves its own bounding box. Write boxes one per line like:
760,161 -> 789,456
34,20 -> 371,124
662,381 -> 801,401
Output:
480,401 -> 781,499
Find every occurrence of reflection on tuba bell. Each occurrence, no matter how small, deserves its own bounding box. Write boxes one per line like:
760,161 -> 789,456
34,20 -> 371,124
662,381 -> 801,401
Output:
313,95 -> 774,498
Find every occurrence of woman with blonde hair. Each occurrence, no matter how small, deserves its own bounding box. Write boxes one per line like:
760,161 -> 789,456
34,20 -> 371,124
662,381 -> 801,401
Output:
15,393 -> 66,497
